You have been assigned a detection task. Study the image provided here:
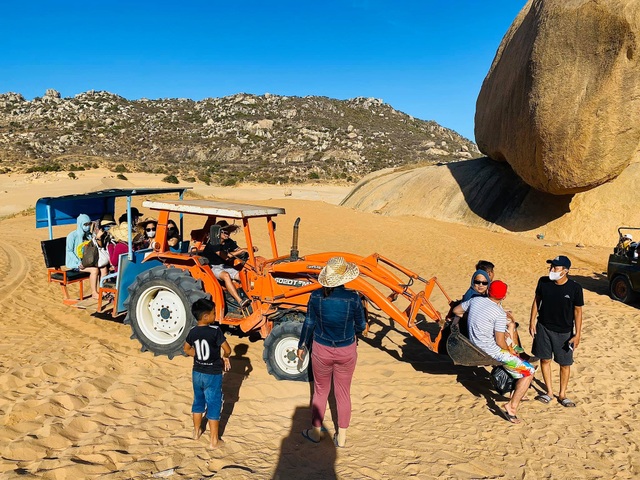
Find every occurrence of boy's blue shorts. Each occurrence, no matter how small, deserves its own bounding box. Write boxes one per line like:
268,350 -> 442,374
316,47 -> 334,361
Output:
192,371 -> 223,420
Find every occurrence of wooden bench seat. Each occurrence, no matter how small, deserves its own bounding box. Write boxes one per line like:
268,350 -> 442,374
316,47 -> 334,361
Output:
41,237 -> 90,305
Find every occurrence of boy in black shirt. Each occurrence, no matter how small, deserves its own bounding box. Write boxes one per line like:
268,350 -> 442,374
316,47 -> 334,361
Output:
184,298 -> 231,448
529,255 -> 584,407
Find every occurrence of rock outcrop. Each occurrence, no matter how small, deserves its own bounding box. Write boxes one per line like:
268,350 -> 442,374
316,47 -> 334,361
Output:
341,158 -> 640,246
475,0 -> 640,194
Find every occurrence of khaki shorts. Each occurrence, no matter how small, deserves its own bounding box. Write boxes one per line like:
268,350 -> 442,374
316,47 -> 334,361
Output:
210,264 -> 239,281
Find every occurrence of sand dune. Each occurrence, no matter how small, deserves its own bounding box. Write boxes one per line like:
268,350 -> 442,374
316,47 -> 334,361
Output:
1,178 -> 639,479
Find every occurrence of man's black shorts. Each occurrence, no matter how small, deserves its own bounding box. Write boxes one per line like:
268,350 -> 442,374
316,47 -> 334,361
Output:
532,323 -> 574,366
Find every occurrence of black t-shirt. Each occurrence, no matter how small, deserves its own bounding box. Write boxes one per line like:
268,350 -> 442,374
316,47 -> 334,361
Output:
185,325 -> 226,374
535,276 -> 584,333
202,238 -> 238,266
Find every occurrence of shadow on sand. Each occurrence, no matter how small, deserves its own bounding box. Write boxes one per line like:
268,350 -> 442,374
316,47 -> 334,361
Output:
570,272 -> 610,297
445,157 -> 574,232
219,343 -> 253,436
272,405 -> 337,480
361,314 -> 547,420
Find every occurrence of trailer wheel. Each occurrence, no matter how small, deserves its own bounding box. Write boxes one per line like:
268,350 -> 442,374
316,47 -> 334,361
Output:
610,275 -> 636,304
124,266 -> 207,359
263,321 -> 309,381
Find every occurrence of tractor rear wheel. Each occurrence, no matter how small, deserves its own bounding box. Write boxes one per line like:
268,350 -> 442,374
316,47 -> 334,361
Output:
263,321 -> 309,381
124,266 -> 208,359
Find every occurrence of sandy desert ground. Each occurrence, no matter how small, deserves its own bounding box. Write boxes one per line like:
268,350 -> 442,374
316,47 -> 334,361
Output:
0,171 -> 638,479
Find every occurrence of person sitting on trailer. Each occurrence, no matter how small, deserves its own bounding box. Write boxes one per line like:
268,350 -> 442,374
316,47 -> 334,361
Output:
167,219 -> 182,250
107,222 -> 130,272
65,213 -> 104,300
137,218 -> 158,250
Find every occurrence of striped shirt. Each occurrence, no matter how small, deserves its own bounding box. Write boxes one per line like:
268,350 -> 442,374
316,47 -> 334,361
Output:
460,296 -> 507,358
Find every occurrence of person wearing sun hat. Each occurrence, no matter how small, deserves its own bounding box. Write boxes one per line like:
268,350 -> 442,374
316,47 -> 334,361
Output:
453,280 -> 535,425
134,218 -> 158,250
106,222 -> 130,272
297,256 -> 367,447
529,255 -> 584,409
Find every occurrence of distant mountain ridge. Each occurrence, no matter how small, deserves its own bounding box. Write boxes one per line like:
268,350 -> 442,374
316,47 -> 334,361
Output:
0,89 -> 478,185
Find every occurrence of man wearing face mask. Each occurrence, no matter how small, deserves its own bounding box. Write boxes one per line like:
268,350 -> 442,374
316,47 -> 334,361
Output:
529,255 -> 584,408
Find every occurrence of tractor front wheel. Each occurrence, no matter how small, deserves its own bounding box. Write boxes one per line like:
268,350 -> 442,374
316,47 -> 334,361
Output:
124,266 -> 208,358
263,321 -> 309,381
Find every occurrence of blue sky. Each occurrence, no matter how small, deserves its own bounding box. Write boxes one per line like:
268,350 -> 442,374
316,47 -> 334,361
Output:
1,1 -> 526,140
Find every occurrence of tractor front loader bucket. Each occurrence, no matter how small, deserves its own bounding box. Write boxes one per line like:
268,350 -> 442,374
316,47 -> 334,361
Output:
446,321 -> 501,367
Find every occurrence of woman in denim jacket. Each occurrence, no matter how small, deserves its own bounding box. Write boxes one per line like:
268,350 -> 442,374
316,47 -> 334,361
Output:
297,256 -> 367,447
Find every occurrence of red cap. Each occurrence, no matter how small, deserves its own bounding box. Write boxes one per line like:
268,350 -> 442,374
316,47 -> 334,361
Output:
489,280 -> 508,300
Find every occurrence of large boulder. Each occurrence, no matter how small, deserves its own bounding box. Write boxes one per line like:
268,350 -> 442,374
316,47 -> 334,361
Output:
475,0 -> 640,194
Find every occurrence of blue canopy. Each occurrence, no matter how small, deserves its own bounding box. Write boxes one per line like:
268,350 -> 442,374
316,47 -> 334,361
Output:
36,187 -> 189,233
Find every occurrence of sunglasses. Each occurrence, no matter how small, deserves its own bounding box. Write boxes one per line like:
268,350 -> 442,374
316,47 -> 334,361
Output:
146,228 -> 156,232
473,280 -> 489,285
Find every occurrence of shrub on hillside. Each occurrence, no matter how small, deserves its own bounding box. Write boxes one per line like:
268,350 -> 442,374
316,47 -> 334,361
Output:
197,173 -> 211,185
162,174 -> 179,184
26,163 -> 62,173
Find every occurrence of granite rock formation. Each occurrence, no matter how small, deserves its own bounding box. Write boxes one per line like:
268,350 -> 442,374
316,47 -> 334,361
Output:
475,0 -> 640,194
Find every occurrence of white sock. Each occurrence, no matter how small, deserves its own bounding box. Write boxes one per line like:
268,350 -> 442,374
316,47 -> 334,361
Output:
337,427 -> 347,447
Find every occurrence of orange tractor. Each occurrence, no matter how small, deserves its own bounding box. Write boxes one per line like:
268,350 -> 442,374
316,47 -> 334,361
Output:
121,198 -> 454,380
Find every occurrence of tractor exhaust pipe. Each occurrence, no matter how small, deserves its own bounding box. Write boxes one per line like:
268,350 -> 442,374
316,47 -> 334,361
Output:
290,217 -> 300,260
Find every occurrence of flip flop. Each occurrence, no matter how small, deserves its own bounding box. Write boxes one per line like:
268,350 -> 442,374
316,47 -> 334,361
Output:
535,394 -> 553,404
559,398 -> 576,408
301,429 -> 320,444
502,408 -> 521,424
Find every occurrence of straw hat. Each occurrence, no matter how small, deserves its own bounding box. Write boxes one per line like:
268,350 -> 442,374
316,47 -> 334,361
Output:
318,256 -> 360,288
110,222 -> 129,243
138,218 -> 158,229
99,213 -> 116,228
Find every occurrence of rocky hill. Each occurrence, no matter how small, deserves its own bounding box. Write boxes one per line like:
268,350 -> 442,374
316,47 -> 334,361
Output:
0,89 -> 478,185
